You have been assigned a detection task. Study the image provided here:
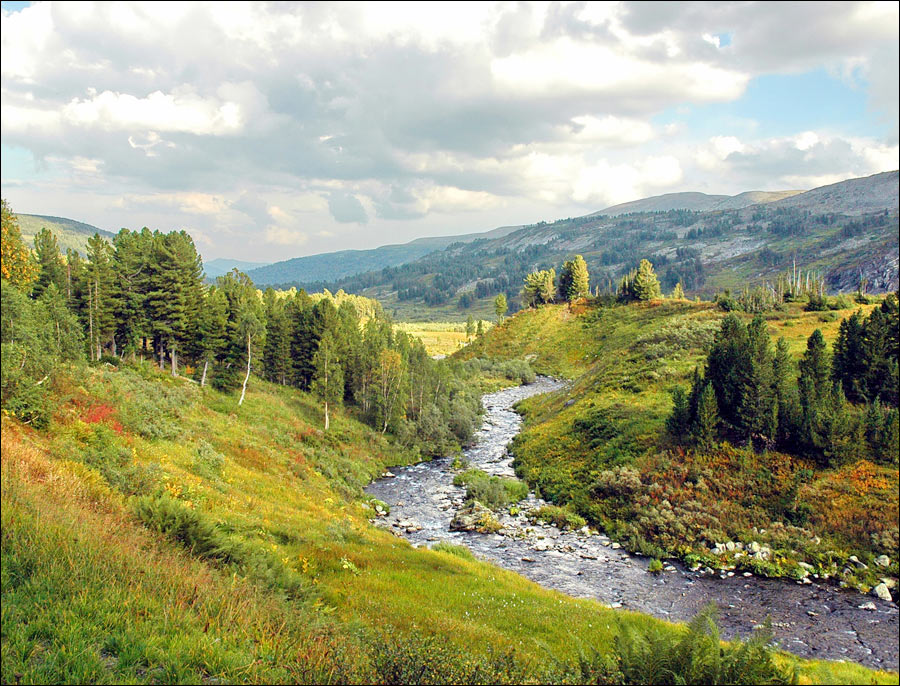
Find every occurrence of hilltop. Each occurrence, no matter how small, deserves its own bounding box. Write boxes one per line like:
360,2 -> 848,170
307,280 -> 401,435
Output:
15,213 -> 114,255
592,189 -> 803,216
297,171 -> 899,321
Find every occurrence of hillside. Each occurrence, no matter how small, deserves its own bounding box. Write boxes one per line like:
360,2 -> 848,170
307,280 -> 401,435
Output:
247,224 -> 523,286
15,213 -> 113,255
306,171 -> 899,321
458,297 -> 899,594
6,362 -> 889,684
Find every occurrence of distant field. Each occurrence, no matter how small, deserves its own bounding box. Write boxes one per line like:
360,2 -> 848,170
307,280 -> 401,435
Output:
396,321 -> 493,356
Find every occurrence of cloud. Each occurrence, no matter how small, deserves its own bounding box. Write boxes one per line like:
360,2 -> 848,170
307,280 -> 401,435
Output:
1,1 -> 897,261
327,192 -> 368,224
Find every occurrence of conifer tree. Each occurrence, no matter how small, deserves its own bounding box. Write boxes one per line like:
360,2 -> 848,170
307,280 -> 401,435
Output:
739,315 -> 777,445
465,314 -> 475,340
196,286 -> 228,387
32,228 -> 66,298
773,337 -> 800,449
494,293 -> 508,321
694,383 -> 719,449
559,255 -> 590,302
632,259 -> 661,301
670,282 -> 685,300
85,233 -> 116,360
832,310 -> 867,402
705,313 -> 750,429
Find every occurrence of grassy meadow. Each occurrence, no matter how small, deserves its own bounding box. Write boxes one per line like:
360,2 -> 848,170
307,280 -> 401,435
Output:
2,359 -> 895,684
394,321 -> 489,357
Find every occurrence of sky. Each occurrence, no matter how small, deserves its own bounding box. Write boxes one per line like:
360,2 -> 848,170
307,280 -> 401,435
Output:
1,1 -> 898,263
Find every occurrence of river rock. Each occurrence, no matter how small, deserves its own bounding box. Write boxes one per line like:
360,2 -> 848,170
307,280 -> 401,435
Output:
725,541 -> 736,552
611,542 -> 622,550
873,583 -> 893,602
748,541 -> 761,553
849,555 -> 869,570
858,602 -> 877,611
875,555 -> 891,568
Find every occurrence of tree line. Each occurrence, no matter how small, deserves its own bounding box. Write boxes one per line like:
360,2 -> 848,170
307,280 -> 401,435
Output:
1,201 -> 481,455
667,303 -> 899,466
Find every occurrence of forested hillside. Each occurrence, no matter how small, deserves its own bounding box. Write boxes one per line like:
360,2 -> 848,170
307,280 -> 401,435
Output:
277,171 -> 898,321
15,213 -> 114,256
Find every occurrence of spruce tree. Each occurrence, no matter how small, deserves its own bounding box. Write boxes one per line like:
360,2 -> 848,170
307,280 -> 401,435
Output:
671,282 -> 685,300
694,383 -> 719,449
773,337 -> 800,450
705,313 -> 750,430
832,310 -> 867,402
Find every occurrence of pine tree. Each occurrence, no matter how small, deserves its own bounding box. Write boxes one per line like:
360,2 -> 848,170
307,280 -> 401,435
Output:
196,286 -> 228,387
671,282 -> 685,300
832,310 -> 867,402
465,314 -> 475,340
476,319 -> 484,337
773,337 -> 799,450
85,233 -> 115,360
632,259 -> 661,301
705,313 -> 750,430
559,255 -> 590,302
32,228 -> 66,298
739,316 -> 777,445
494,293 -> 508,321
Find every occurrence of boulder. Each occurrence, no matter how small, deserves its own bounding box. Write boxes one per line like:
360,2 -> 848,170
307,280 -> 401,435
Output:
450,501 -> 501,533
848,555 -> 869,570
872,583 -> 893,602
875,555 -> 891,568
858,601 -> 877,611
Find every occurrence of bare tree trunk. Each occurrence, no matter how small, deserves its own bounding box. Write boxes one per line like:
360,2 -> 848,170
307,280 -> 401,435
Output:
88,285 -> 95,361
159,341 -> 165,370
324,400 -> 329,431
170,340 -> 177,377
200,359 -> 209,388
238,333 -> 251,406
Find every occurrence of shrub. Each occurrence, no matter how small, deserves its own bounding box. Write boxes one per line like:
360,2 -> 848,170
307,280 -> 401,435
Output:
648,558 -> 664,574
453,468 -> 528,510
191,439 -> 225,481
530,505 -> 586,531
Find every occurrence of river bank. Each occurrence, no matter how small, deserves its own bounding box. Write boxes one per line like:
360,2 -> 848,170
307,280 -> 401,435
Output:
367,378 -> 899,670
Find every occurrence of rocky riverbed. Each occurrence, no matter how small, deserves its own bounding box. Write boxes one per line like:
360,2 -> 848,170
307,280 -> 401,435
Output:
366,378 -> 899,670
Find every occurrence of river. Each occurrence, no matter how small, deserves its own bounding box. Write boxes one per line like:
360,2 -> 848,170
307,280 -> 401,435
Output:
366,378 -> 899,670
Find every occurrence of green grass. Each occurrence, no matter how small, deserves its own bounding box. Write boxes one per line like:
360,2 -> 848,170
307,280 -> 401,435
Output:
2,360 -> 895,684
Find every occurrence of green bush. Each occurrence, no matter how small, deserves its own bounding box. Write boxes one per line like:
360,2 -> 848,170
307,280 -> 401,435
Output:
530,505 -> 586,531
453,468 -> 528,510
648,558 -> 664,574
191,439 -> 225,481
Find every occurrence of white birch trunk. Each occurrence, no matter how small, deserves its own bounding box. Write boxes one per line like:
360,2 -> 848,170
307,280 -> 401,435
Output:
238,333 -> 251,406
200,359 -> 209,387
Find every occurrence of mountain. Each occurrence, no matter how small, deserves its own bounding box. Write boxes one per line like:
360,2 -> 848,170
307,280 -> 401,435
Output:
246,223 -> 522,286
304,171 -> 899,321
15,213 -> 113,255
203,257 -> 270,279
593,189 -> 803,216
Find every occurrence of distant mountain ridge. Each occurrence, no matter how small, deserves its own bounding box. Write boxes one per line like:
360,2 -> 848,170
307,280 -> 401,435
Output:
246,223 -> 522,286
204,258 -> 270,279
593,189 -> 804,217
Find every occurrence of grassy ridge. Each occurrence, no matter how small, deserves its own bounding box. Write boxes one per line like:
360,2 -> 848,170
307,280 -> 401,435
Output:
458,299 -> 899,586
2,361 -> 895,683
